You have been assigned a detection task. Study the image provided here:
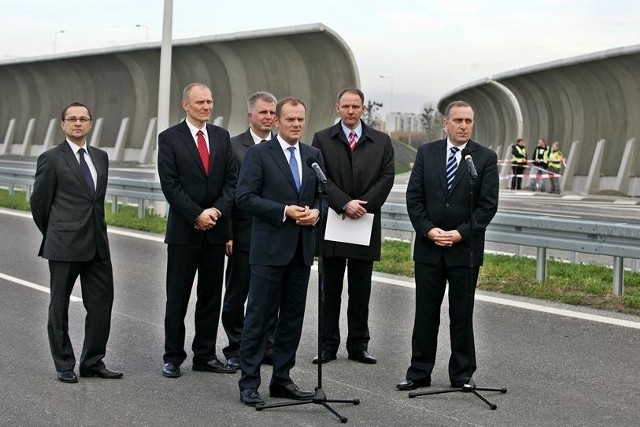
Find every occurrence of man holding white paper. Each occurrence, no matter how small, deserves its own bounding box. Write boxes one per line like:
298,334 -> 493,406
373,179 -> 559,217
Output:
311,88 -> 395,365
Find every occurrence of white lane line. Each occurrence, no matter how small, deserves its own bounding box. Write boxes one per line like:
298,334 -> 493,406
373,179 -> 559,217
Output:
0,272 -> 82,302
366,272 -> 640,330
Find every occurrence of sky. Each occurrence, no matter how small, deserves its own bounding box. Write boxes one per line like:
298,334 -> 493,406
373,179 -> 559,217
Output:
1,0 -> 639,115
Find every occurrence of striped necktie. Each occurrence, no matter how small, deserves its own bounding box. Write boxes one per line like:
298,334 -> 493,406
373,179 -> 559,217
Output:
446,147 -> 460,192
348,131 -> 357,151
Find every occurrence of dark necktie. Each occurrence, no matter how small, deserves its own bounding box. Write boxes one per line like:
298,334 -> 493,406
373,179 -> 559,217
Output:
287,146 -> 301,190
196,130 -> 209,172
348,130 -> 357,151
446,147 -> 460,192
78,148 -> 95,195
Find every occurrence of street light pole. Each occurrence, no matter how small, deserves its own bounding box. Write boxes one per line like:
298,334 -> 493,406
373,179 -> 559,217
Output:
379,75 -> 394,114
135,24 -> 149,42
53,30 -> 65,54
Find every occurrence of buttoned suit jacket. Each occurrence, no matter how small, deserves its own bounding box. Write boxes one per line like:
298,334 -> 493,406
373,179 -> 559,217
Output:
157,120 -> 238,245
236,138 -> 324,267
31,141 -> 110,262
406,139 -> 499,267
311,121 -> 394,260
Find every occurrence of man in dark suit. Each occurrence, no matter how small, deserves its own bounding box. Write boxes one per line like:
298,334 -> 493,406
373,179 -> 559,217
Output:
157,83 -> 238,378
222,91 -> 279,369
311,87 -> 394,365
397,101 -> 499,391
31,102 -> 122,383
236,97 -> 323,406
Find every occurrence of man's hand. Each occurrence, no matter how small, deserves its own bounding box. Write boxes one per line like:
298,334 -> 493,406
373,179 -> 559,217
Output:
285,205 -> 308,220
295,206 -> 320,226
426,228 -> 462,247
225,240 -> 233,257
194,208 -> 219,231
343,199 -> 368,219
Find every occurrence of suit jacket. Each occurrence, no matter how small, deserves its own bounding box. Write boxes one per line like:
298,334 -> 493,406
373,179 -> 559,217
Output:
227,129 -> 259,252
235,138 -> 324,267
31,141 -> 110,262
312,121 -> 394,260
406,139 -> 499,267
157,120 -> 238,245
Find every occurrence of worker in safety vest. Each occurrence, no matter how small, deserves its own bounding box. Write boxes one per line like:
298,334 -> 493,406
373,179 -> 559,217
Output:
510,138 -> 527,190
547,142 -> 564,194
529,138 -> 550,191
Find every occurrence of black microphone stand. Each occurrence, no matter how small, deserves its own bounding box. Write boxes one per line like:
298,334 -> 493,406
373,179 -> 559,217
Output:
256,174 -> 360,423
408,164 -> 507,409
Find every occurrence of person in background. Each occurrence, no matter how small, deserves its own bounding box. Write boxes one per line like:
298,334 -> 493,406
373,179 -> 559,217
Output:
222,91 -> 279,370
311,87 -> 394,365
510,138 -> 527,190
529,138 -> 549,191
31,102 -> 122,383
547,141 -> 564,194
397,100 -> 499,391
157,82 -> 238,379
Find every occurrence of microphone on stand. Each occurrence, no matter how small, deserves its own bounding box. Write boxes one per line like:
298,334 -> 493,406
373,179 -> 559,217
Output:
306,158 -> 327,184
461,148 -> 478,180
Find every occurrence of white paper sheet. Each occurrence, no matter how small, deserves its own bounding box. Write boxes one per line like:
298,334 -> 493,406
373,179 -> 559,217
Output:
324,208 -> 374,246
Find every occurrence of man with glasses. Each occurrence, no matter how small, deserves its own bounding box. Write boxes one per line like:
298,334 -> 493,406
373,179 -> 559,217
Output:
31,102 -> 122,383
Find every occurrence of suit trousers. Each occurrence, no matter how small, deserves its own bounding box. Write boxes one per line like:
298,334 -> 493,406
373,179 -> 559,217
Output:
222,249 -> 278,360
321,257 -> 373,354
163,241 -> 225,365
238,242 -> 310,391
48,256 -> 114,372
406,260 -> 478,382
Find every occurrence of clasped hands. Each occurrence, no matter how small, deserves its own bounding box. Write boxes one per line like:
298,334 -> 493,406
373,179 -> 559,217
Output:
427,227 -> 462,247
194,208 -> 219,231
286,205 -> 319,226
342,199 -> 368,220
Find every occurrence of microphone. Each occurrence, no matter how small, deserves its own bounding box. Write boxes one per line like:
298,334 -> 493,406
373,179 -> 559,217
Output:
306,158 -> 327,184
461,148 -> 478,180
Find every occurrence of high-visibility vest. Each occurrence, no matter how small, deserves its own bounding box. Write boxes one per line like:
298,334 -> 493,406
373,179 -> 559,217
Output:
548,150 -> 563,171
512,145 -> 527,163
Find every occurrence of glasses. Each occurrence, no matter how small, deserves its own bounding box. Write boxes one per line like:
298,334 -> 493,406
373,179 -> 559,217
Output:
64,117 -> 91,123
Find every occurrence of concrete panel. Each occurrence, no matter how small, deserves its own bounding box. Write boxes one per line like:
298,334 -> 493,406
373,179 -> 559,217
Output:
440,45 -> 640,196
0,24 -> 358,161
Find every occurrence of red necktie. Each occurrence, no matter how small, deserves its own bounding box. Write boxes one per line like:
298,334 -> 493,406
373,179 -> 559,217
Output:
348,131 -> 357,151
196,130 -> 209,172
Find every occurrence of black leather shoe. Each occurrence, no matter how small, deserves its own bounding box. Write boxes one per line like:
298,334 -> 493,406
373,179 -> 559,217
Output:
451,378 -> 475,388
162,362 -> 181,378
57,370 -> 78,383
226,357 -> 240,370
348,350 -> 377,364
193,358 -> 237,374
79,367 -> 123,379
270,383 -> 314,400
312,351 -> 337,364
240,388 -> 264,407
396,377 -> 431,391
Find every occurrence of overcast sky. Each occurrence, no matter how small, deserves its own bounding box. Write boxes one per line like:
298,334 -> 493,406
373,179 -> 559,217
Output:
1,0 -> 638,114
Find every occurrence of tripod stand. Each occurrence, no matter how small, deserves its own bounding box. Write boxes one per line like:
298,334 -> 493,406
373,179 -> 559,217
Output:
409,158 -> 507,409
257,173 -> 360,423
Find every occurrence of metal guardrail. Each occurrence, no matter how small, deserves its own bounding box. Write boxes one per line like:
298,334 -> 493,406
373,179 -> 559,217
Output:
0,167 -> 166,218
381,202 -> 640,296
2,167 -> 638,296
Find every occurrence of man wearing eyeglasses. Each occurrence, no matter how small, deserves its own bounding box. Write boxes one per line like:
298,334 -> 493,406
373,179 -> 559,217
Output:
31,102 -> 122,383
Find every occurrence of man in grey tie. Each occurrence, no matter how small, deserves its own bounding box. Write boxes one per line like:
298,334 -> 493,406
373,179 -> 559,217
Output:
31,102 -> 122,383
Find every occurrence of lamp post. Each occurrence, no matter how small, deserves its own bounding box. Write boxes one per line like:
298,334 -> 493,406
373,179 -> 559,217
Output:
53,30 -> 65,54
136,24 -> 149,42
379,75 -> 394,114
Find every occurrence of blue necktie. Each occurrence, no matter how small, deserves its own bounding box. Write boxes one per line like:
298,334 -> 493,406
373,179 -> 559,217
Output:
78,148 -> 95,195
446,147 -> 459,192
287,146 -> 301,191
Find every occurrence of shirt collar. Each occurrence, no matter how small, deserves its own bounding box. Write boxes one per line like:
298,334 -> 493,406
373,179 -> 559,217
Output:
249,128 -> 271,145
341,121 -> 362,140
184,118 -> 206,138
277,134 -> 299,152
66,139 -> 88,154
446,137 -> 467,152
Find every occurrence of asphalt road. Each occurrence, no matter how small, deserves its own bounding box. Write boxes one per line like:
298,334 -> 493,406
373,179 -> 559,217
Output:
1,207 -> 639,426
